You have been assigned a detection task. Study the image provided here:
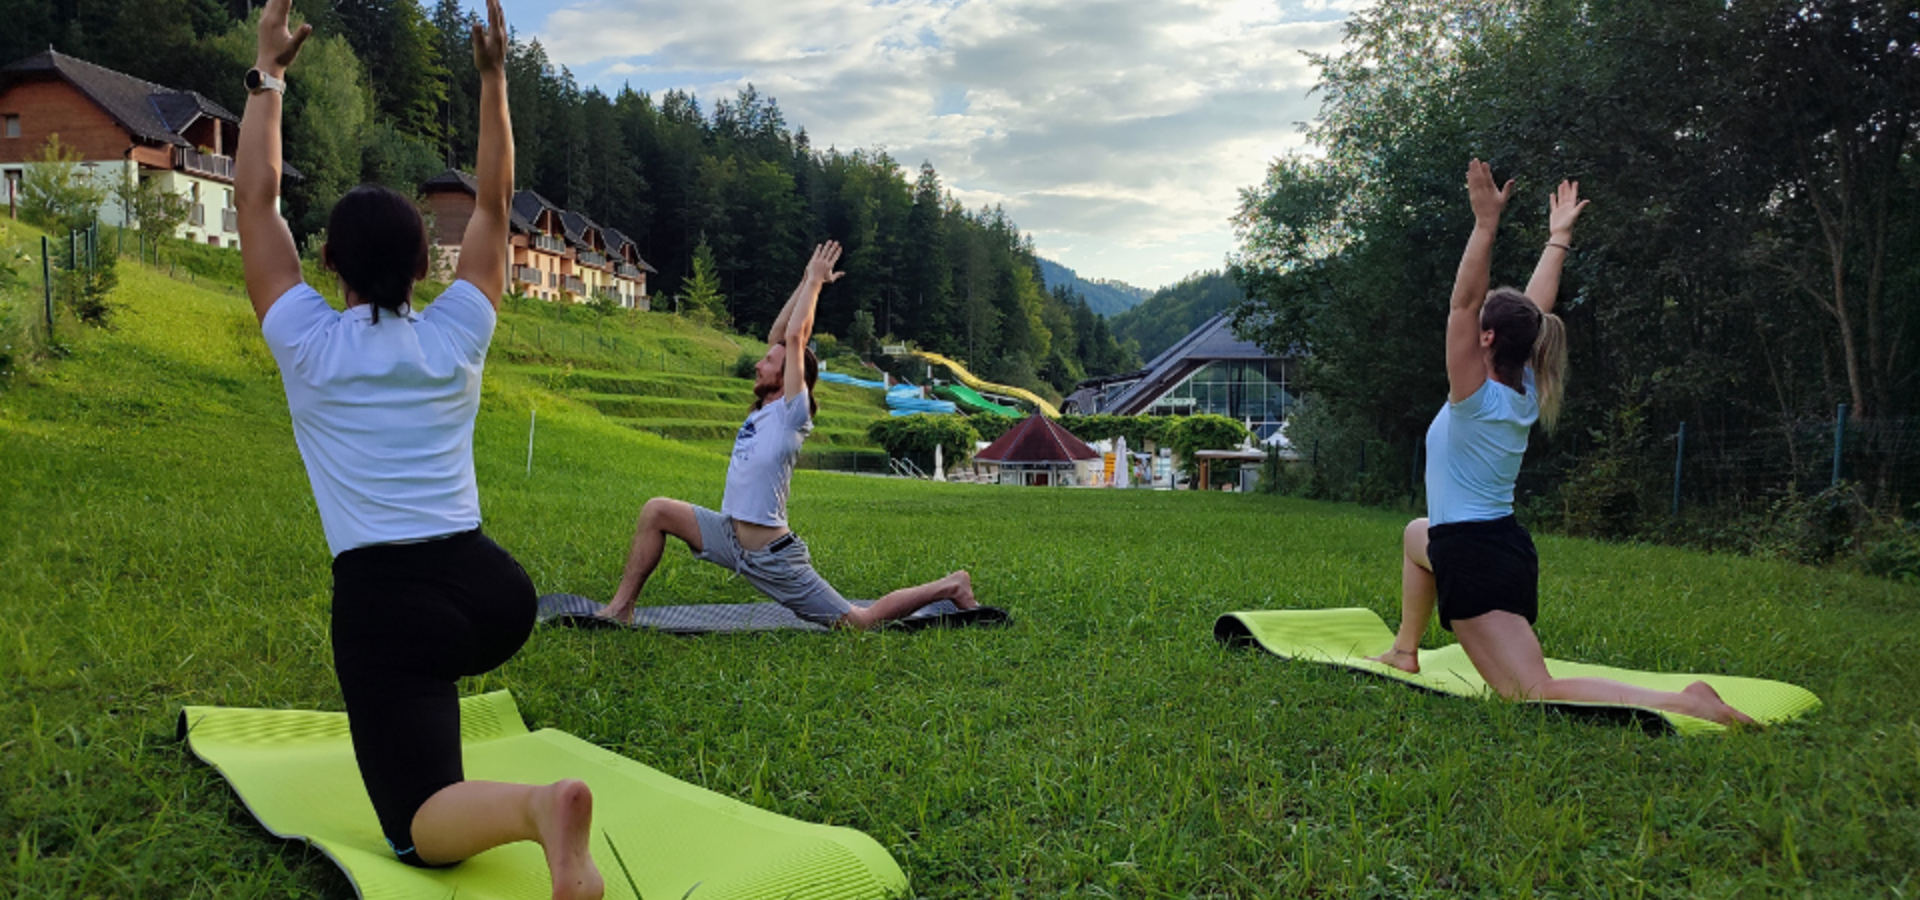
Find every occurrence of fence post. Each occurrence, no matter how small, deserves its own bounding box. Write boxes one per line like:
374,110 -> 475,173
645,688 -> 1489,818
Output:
1831,403 -> 1847,487
40,235 -> 53,339
1671,421 -> 1687,518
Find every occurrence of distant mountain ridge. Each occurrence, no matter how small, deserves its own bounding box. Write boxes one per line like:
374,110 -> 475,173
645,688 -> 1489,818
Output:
1036,258 -> 1151,316
1107,270 -> 1246,361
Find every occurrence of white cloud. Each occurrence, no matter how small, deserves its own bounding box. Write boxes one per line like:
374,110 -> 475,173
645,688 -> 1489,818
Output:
531,0 -> 1356,289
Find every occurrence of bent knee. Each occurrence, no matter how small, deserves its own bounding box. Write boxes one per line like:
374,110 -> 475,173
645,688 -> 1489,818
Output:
639,497 -> 677,524
1403,518 -> 1430,560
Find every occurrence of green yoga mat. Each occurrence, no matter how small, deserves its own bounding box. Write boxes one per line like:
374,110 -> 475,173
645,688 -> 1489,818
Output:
1214,608 -> 1821,736
178,691 -> 908,900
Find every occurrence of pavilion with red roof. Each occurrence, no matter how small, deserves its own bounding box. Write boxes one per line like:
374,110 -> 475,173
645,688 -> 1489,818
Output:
969,413 -> 1103,487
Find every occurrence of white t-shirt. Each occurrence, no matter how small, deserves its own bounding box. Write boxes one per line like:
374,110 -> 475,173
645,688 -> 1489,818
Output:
261,280 -> 494,556
1424,367 -> 1539,525
720,391 -> 813,528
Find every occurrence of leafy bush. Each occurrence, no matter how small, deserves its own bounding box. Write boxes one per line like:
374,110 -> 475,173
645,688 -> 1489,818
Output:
1164,414 -> 1249,475
70,251 -> 117,327
1859,519 -> 1920,584
732,350 -> 760,380
0,298 -> 20,381
1055,414 -> 1171,448
19,135 -> 106,233
1557,402 -> 1661,540
867,414 -> 980,471
967,412 -> 1020,443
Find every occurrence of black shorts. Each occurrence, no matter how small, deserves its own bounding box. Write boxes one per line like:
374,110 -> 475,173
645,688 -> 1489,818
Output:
330,529 -> 536,866
1427,515 -> 1538,631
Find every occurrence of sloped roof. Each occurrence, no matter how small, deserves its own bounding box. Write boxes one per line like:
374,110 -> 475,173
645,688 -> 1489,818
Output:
422,168 -> 477,194
511,189 -> 561,235
601,227 -> 658,273
974,413 -> 1100,464
1104,311 -> 1279,415
2,49 -> 236,148
559,209 -> 603,250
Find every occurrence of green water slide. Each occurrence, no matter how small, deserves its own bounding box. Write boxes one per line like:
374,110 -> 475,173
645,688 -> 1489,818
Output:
935,383 -> 1022,416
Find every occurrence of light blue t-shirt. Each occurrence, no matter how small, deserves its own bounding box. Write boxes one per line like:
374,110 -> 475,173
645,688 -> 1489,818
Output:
1425,368 -> 1538,525
721,391 -> 813,528
261,280 -> 494,556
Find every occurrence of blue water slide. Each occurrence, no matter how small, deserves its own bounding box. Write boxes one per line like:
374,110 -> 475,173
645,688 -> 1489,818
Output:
819,371 -> 888,391
885,384 -> 956,415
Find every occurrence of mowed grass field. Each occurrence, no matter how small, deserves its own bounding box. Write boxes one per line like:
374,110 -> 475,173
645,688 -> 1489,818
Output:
2,257 -> 1918,899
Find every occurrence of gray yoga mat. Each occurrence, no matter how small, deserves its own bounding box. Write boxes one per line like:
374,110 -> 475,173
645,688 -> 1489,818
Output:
537,593 -> 1011,634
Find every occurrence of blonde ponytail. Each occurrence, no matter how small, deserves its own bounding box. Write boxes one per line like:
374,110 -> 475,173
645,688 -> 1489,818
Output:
1532,312 -> 1567,432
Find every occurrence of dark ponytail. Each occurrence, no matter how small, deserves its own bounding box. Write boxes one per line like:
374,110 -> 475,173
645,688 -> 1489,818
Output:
1481,287 -> 1566,433
803,347 -> 819,419
323,185 -> 427,323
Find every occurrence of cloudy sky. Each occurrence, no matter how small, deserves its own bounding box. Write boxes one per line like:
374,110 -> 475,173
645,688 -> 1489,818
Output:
500,0 -> 1363,290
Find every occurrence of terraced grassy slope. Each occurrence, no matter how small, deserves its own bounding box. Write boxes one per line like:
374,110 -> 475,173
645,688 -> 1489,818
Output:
517,365 -> 890,448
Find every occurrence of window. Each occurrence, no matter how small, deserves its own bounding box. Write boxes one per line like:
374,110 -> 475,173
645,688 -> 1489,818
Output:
3,115 -> 19,138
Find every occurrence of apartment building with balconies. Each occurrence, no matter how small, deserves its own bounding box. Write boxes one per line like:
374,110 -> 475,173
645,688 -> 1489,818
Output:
424,168 -> 653,307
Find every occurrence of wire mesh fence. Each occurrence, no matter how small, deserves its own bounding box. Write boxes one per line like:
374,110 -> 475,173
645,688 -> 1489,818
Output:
1289,405 -> 1920,530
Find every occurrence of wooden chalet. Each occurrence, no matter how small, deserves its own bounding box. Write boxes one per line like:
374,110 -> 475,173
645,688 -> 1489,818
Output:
0,49 -> 294,246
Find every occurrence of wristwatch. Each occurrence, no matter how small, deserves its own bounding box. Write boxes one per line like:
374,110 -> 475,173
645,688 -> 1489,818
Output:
244,68 -> 286,95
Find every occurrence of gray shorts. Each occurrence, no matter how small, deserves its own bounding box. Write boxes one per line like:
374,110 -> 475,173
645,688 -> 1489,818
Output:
690,505 -> 854,627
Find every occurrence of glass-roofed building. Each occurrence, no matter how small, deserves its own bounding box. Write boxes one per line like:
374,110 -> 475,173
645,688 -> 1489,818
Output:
1062,312 -> 1297,440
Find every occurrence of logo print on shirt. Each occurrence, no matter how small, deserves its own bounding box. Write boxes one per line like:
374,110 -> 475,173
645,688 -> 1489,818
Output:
734,418 -> 757,462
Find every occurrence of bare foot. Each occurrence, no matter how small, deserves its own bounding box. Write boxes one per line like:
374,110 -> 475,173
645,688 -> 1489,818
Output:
1681,681 -> 1757,727
534,780 -> 604,900
946,571 -> 979,609
1368,646 -> 1420,674
594,602 -> 632,625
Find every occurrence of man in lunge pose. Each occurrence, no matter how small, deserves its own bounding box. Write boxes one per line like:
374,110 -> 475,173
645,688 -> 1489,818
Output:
597,242 -> 979,629
238,0 -> 601,894
1364,160 -> 1752,726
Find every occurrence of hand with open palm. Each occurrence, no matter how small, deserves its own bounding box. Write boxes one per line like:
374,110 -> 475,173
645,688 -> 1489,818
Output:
471,0 -> 508,76
1548,179 -> 1590,241
1467,158 -> 1514,228
255,0 -> 312,77
805,241 -> 846,287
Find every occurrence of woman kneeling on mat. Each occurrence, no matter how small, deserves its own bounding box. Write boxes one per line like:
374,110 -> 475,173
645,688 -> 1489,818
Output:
1366,160 -> 1753,727
238,0 -> 602,894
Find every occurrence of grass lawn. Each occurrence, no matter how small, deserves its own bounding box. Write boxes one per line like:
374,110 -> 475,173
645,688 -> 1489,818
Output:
2,253 -> 1918,899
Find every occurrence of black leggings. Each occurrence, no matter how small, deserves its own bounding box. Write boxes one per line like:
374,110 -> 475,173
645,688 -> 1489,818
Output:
331,529 -> 536,865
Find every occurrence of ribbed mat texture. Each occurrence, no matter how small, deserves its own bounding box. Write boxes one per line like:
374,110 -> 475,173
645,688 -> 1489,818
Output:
1214,608 -> 1821,736
179,690 -> 909,899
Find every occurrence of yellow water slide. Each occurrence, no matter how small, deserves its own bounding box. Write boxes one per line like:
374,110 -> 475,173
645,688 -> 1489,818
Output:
907,350 -> 1061,418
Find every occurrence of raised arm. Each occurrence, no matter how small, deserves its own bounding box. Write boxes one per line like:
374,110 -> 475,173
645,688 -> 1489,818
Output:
780,241 -> 844,401
235,0 -> 312,323
766,241 -> 838,345
1446,159 -> 1512,403
451,0 -> 513,306
1522,179 -> 1588,316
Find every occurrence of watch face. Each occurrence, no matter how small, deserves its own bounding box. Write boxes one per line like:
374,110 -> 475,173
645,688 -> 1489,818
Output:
245,69 -> 263,91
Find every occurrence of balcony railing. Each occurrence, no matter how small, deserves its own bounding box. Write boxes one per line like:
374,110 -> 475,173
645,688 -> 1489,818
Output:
615,263 -> 641,279
534,234 -> 566,254
515,265 -> 541,285
180,148 -> 235,181
564,277 -> 585,295
578,250 -> 607,268
188,204 -> 205,227
222,208 -> 238,233
594,287 -> 619,302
